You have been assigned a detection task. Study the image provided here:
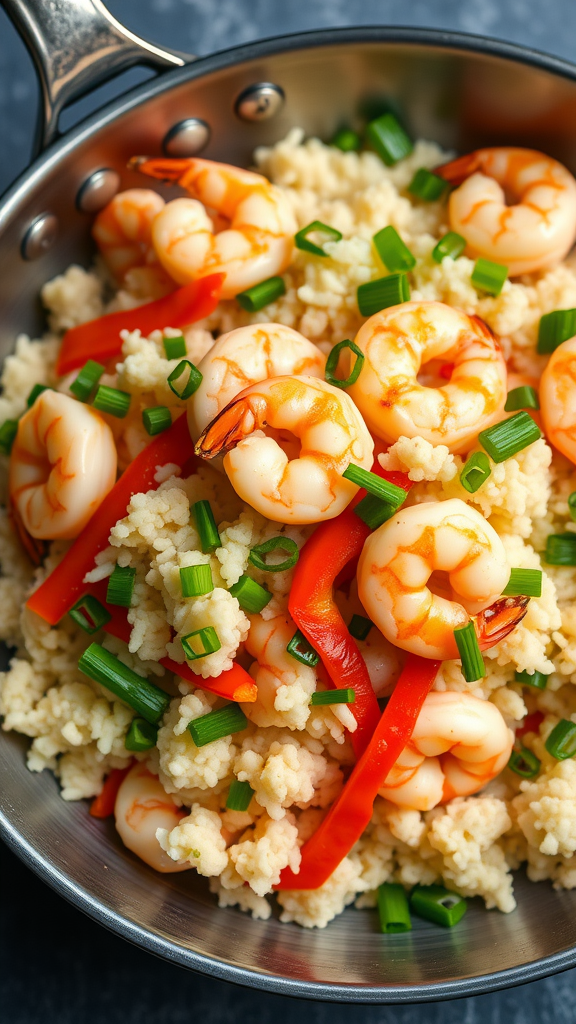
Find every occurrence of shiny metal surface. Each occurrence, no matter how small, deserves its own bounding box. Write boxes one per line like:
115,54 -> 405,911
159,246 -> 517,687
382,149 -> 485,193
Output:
235,81 -> 286,121
76,167 -> 120,212
20,211 -> 58,259
163,118 -> 211,157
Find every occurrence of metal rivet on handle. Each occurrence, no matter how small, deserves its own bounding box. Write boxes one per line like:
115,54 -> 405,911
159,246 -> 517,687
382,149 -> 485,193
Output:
235,83 -> 285,122
21,214 -> 59,260
163,118 -> 210,157
76,169 -> 121,213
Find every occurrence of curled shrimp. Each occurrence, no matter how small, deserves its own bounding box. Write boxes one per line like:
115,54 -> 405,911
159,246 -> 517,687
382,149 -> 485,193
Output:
194,375 -> 374,524
189,323 -> 326,437
92,188 -> 174,299
244,614 -> 317,729
131,157 -> 297,299
357,498 -> 527,660
436,147 -> 576,275
114,763 -> 190,873
348,301 -> 507,453
379,691 -> 513,811
9,390 -> 117,540
540,336 -> 576,464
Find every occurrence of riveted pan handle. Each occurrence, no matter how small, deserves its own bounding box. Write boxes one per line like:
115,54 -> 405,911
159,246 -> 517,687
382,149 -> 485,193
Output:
2,0 -> 191,153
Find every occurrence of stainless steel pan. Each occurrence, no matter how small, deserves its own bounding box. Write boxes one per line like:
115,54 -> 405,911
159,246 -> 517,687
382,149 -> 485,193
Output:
2,0 -> 576,1002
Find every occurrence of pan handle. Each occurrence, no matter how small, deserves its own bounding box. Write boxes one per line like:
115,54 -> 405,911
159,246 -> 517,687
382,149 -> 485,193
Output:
3,0 -> 191,153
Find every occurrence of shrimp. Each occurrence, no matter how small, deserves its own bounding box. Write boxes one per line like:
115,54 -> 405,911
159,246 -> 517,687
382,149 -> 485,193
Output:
357,498 -> 527,660
114,763 -> 190,873
131,156 -> 297,299
347,301 -> 507,452
9,390 -> 117,540
379,691 -> 513,811
92,188 -> 174,299
244,614 -> 317,730
540,336 -> 576,464
189,323 -> 326,437
194,375 -> 374,524
435,147 -> 576,275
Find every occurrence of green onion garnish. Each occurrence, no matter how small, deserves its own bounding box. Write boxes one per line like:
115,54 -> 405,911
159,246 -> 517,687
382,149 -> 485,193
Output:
295,220 -> 343,257
26,383 -> 50,407
236,276 -> 286,312
537,308 -> 576,354
508,746 -> 540,779
180,563 -> 213,598
454,621 -> 485,682
125,717 -> 158,752
106,564 -> 136,607
331,128 -> 361,152
357,273 -> 410,317
478,411 -> 542,463
377,883 -> 412,933
249,536 -> 299,573
459,451 -> 491,493
471,258 -> 508,296
78,643 -> 170,724
545,719 -> 576,760
410,884 -> 467,928
142,406 -> 172,436
167,359 -> 203,400
181,626 -> 221,661
70,360 -> 105,402
287,629 -> 320,667
310,688 -> 355,705
342,463 -> 407,507
69,594 -> 112,634
226,779 -> 254,811
545,533 -> 576,565
514,669 -> 549,689
365,113 -> 413,166
431,231 -> 466,264
354,493 -> 396,530
408,168 -> 448,202
188,703 -> 248,747
229,574 -> 272,614
192,500 -> 221,553
372,226 -> 416,273
569,492 -> 576,522
93,384 -> 131,419
502,567 -> 542,598
163,333 -> 186,360
324,339 -> 365,388
348,614 -> 373,640
0,419 -> 19,456
505,386 -> 539,413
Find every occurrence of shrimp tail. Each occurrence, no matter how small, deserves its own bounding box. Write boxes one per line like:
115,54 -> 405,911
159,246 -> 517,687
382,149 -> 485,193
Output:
194,394 -> 267,460
475,595 -> 529,651
435,152 -> 483,186
128,156 -> 193,184
9,500 -> 46,566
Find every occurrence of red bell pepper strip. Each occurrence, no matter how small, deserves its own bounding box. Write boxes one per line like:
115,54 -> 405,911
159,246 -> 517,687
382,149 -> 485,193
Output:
56,274 -> 224,376
275,655 -> 440,891
515,710 -> 544,741
89,762 -> 134,818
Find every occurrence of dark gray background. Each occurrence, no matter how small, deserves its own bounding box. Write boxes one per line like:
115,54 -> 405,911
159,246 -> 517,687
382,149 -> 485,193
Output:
2,0 -> 576,1020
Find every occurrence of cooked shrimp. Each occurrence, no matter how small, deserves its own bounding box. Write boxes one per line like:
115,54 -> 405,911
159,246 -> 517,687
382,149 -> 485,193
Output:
9,390 -> 117,540
357,498 -> 527,660
348,301 -> 507,453
436,147 -> 576,275
114,763 -> 190,873
379,691 -> 513,811
92,188 -> 174,299
132,157 -> 297,299
189,323 -> 326,437
244,613 -> 317,729
194,375 -> 374,524
540,336 -> 576,464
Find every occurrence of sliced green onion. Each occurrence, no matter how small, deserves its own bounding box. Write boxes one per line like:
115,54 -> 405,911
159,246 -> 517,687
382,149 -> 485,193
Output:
93,384 -> 131,419
545,533 -> 576,566
324,339 -> 365,388
502,567 -> 542,598
142,405 -> 172,436
229,574 -> 272,614
249,536 -> 299,573
163,333 -> 186,360
508,746 -> 540,779
192,500 -> 221,553
106,564 -> 136,608
310,688 -> 355,705
180,563 -> 213,598
181,626 -> 221,661
545,719 -> 576,760
0,419 -> 19,456
287,629 -> 320,667
167,359 -> 202,400
226,779 -> 254,811
537,308 -> 576,354
70,359 -> 105,402
365,113 -> 413,166
357,273 -> 410,317
454,621 -> 485,682
408,168 -> 448,202
372,226 -> 416,273
69,594 -> 112,634
342,463 -> 407,507
478,411 -> 542,463
410,885 -> 467,928
377,882 -> 412,933
348,614 -> 373,641
188,703 -> 248,747
569,492 -> 576,522
514,669 -> 549,690
459,451 -> 491,494
354,494 -> 396,530
78,643 -> 170,724
505,386 -> 539,412
295,220 -> 343,257
331,128 -> 361,152
236,276 -> 286,312
431,231 -> 466,263
125,717 -> 158,752
471,258 -> 508,296
26,383 -> 50,407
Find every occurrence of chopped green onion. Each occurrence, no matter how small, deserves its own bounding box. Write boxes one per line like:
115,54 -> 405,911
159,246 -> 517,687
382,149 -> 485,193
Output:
163,333 -> 186,360
0,419 -> 19,456
142,406 -> 172,436
78,643 -> 170,724
287,629 -> 320,667
471,258 -> 508,296
70,360 -> 105,402
331,128 -> 361,152
459,451 -> 491,494
354,493 -> 396,530
181,626 -> 221,661
537,308 -> 576,354
226,780 -> 254,811
324,339 -> 365,388
545,719 -> 576,760
431,231 -> 466,264
372,226 -> 416,273
342,463 -> 407,507
125,717 -> 158,752
408,168 -> 448,202
569,492 -> 576,523
545,533 -> 576,566
377,882 -> 412,933
410,884 -> 467,928
106,564 -> 136,607
508,746 -> 540,779
180,563 -> 213,598
236,276 -> 286,312
26,383 -> 50,407
93,384 -> 131,419
514,669 -> 549,689
357,273 -> 410,317
249,536 -> 299,573
69,594 -> 112,634
365,113 -> 413,166
295,220 -> 343,257
348,614 -> 373,640
502,567 -> 542,598
192,500 -> 221,553
167,359 -> 202,400
478,411 -> 542,463
229,574 -> 272,614
310,688 -> 356,705
188,703 -> 248,747
505,386 -> 539,412
454,621 -> 485,682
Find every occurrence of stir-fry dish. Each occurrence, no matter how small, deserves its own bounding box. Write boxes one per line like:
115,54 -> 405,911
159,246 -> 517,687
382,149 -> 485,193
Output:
5,116 -> 576,932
